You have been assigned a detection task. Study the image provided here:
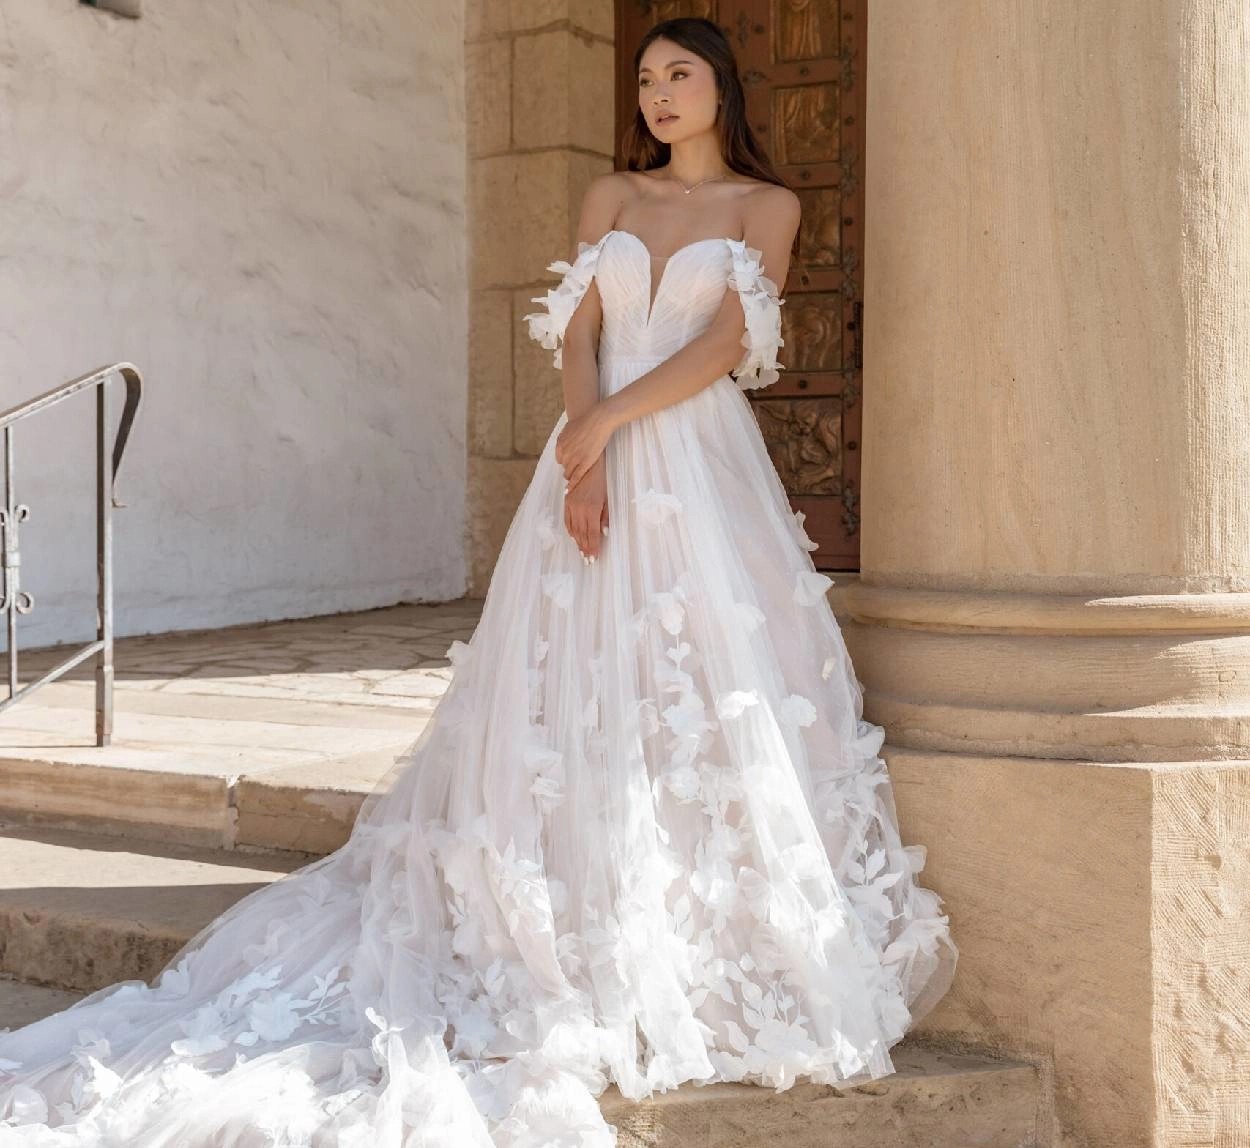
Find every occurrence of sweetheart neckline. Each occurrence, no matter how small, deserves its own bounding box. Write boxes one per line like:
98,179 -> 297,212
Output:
604,229 -> 740,327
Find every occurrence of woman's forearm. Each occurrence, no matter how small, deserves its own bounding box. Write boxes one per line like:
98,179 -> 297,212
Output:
561,340 -> 602,422
599,328 -> 742,432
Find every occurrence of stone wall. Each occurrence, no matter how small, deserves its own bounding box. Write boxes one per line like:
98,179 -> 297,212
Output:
465,0 -> 615,593
0,0 -> 467,646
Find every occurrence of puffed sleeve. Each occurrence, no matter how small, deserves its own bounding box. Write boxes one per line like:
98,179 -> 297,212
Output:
726,237 -> 787,391
521,233 -> 611,370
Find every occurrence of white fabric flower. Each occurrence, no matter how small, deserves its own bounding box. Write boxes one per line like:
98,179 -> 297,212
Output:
665,641 -> 691,668
708,822 -> 746,859
715,689 -> 759,720
738,867 -> 773,921
541,571 -> 575,609
779,842 -> 826,881
546,876 -> 569,917
536,512 -> 559,551
8,1083 -> 50,1123
654,656 -> 695,699
444,639 -> 473,668
524,740 -> 566,811
778,693 -> 818,728
169,1001 -> 230,1058
662,765 -> 703,803
521,235 -> 611,370
650,588 -> 687,635
792,510 -> 820,553
245,993 -> 303,1043
633,488 -> 684,528
731,601 -> 767,634
726,238 -> 786,391
852,718 -> 887,759
661,695 -> 713,741
79,1057 -> 122,1103
690,854 -> 737,915
793,570 -> 834,606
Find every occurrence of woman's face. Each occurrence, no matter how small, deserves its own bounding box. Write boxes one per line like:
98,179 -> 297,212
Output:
637,39 -> 718,141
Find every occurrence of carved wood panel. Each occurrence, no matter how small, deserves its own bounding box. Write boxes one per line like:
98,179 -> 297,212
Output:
615,0 -> 865,571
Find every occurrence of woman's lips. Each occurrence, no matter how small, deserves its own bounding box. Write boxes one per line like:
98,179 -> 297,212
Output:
656,113 -> 679,125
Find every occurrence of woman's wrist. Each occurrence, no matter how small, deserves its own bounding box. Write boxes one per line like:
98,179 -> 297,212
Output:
597,392 -> 627,434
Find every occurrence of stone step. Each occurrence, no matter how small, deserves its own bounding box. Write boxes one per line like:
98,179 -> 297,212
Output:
0,748 -> 383,856
0,976 -> 82,1032
602,1047 -> 1041,1147
0,684 -> 427,853
0,823 -> 297,993
0,973 -> 1039,1146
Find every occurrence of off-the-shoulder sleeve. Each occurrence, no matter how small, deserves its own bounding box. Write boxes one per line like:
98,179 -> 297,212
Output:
521,233 -> 611,370
726,237 -> 786,391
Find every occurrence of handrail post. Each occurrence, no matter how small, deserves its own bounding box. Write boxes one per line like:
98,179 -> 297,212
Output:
3,425 -> 17,698
96,379 -> 114,746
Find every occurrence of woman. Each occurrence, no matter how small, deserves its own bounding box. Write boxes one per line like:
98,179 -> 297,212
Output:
0,16 -> 957,1147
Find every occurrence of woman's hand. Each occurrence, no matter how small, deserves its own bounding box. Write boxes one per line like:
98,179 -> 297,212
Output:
555,405 -> 615,493
564,455 -> 609,561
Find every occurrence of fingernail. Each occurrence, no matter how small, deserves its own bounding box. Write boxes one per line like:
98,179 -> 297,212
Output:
601,526 -> 608,536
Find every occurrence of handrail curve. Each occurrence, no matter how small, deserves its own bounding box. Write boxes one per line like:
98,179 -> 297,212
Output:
0,363 -> 144,745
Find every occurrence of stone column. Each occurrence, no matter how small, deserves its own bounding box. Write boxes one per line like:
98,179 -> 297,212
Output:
846,2 -> 1250,1144
465,0 -> 615,594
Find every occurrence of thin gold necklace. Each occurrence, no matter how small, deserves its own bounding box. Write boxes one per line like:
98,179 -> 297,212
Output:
674,172 -> 728,195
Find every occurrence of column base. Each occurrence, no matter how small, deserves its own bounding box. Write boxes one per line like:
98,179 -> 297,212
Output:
840,583 -> 1250,761
883,744 -> 1250,1148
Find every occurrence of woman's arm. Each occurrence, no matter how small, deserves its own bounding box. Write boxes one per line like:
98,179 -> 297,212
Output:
559,175 -> 627,422
555,174 -> 629,561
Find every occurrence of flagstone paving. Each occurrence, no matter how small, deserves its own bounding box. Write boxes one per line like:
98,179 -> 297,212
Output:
0,600 -> 485,853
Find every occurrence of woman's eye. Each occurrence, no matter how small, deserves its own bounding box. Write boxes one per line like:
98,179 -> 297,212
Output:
639,71 -> 688,87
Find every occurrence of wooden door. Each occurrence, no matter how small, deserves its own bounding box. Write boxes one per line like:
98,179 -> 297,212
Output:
615,0 -> 865,572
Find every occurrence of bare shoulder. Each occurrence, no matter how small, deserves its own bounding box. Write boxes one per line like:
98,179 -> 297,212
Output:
738,181 -> 801,242
575,173 -> 633,244
587,170 -> 636,203
736,181 -> 801,293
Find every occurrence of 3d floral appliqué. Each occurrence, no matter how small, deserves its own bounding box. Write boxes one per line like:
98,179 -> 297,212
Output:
794,570 -> 834,606
633,489 -> 684,528
726,238 -> 786,392
521,235 -> 611,370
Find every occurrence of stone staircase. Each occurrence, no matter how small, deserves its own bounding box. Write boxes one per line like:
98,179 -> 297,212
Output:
0,602 -> 1046,1146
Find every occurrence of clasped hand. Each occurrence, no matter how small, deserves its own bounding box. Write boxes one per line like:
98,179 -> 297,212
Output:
556,405 -> 616,563
555,406 -> 614,493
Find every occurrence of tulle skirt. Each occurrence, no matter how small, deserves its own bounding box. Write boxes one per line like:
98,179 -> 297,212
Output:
0,358 -> 956,1146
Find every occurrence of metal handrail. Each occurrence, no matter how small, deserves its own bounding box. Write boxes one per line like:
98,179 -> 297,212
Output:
0,363 -> 143,745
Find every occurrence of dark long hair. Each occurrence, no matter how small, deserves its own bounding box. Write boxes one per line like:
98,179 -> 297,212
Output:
622,18 -> 791,200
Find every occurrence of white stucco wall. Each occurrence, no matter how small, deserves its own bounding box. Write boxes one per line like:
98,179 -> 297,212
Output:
0,1 -> 466,650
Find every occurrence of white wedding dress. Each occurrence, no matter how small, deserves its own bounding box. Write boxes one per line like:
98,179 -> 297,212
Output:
0,228 -> 957,1146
